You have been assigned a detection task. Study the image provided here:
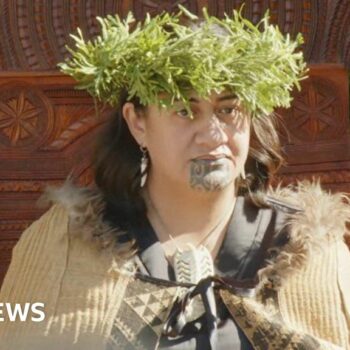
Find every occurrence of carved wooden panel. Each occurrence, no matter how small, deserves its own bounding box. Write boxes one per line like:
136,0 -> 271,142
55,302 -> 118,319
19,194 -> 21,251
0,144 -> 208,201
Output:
0,74 -> 108,283
278,65 -> 349,156
0,0 -> 349,71
0,0 -> 349,284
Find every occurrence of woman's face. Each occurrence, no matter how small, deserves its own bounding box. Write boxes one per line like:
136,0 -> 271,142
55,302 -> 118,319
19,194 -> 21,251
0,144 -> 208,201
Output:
124,90 -> 251,192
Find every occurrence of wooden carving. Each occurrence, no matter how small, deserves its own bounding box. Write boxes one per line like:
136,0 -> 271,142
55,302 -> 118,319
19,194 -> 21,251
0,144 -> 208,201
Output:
0,0 -> 349,284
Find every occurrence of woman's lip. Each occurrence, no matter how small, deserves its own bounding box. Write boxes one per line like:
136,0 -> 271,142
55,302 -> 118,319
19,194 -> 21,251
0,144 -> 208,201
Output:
195,154 -> 230,160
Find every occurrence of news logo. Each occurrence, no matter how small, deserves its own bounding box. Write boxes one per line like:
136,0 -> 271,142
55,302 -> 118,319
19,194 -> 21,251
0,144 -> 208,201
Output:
0,303 -> 45,322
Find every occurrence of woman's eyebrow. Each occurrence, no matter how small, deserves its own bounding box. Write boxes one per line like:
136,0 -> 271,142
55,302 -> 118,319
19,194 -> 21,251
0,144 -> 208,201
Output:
188,94 -> 238,103
176,94 -> 238,104
216,94 -> 237,102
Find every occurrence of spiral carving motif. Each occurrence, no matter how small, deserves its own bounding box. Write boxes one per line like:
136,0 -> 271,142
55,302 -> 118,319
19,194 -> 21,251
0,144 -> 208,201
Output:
0,83 -> 54,148
281,77 -> 346,143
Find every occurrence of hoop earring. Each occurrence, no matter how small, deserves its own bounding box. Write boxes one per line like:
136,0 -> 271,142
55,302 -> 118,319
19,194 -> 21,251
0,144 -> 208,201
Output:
140,146 -> 149,188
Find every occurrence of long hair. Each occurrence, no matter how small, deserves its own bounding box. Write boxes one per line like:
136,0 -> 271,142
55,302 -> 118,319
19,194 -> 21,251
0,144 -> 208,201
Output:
238,113 -> 285,203
93,89 -> 147,231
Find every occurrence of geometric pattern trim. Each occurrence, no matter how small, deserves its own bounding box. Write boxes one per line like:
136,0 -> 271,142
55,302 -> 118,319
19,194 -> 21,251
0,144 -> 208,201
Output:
106,274 -> 335,349
220,289 -> 328,350
107,276 -> 179,350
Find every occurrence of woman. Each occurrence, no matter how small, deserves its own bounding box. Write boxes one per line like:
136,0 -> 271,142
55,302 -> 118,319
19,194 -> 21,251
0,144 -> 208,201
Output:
0,7 -> 349,350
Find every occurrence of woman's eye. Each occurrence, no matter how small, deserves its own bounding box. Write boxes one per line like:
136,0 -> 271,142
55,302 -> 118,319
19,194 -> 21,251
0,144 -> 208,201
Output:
175,108 -> 191,118
218,107 -> 237,115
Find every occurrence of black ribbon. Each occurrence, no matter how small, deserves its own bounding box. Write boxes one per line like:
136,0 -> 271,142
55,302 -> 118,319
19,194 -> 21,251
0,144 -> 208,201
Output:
162,276 -> 244,350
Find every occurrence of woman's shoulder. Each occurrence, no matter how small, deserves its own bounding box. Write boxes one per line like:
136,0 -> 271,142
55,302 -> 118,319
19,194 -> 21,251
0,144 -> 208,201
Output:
38,180 -> 129,251
254,180 -> 350,288
264,180 -> 350,243
257,182 -> 350,348
34,180 -> 137,271
38,179 -> 103,225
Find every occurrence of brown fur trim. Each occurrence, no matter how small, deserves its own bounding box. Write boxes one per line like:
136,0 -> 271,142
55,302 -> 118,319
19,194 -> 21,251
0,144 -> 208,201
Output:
257,180 -> 350,290
38,178 -> 350,287
38,178 -> 136,261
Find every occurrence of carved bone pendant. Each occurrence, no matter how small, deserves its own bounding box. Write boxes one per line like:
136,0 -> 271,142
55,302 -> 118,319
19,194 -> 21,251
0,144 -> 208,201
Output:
173,244 -> 215,322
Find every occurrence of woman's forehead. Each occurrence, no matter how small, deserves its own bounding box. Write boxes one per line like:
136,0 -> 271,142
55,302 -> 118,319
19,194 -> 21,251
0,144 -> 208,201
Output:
167,90 -> 238,105
187,91 -> 238,104
146,90 -> 240,114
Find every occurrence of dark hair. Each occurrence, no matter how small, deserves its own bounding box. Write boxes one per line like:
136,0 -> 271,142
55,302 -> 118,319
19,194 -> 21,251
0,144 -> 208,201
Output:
238,113 -> 285,202
93,89 -> 147,232
93,88 -> 284,230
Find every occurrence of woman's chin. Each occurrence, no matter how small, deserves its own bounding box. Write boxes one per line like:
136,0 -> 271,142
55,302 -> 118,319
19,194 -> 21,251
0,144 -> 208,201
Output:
189,170 -> 234,192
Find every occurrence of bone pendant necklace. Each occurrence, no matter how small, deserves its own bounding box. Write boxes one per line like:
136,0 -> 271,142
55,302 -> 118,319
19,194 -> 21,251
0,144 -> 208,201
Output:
145,192 -> 235,283
145,192 -> 235,321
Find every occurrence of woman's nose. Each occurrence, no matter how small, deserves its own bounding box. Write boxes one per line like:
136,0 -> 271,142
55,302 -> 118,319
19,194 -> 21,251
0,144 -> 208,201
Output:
194,114 -> 228,147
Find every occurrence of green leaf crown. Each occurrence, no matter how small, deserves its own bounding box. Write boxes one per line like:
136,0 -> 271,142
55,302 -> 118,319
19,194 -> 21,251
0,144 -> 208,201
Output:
58,6 -> 308,117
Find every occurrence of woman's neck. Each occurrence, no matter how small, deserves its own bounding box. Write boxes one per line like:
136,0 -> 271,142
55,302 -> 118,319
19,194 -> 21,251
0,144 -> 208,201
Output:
143,174 -> 237,241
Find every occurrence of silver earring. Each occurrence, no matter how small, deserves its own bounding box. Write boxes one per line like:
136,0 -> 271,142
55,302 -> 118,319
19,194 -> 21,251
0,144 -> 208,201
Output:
240,167 -> 246,180
140,146 -> 148,187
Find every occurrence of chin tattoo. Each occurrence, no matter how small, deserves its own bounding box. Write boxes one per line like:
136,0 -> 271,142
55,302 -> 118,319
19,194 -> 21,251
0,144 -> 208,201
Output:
189,159 -> 233,192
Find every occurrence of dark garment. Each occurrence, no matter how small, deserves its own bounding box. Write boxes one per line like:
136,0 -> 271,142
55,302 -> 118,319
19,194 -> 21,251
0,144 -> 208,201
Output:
132,195 -> 293,350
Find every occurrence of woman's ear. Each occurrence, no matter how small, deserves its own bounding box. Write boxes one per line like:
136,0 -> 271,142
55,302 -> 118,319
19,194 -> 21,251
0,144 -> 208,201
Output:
122,102 -> 147,146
